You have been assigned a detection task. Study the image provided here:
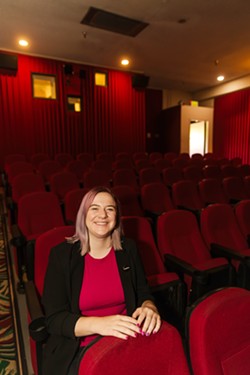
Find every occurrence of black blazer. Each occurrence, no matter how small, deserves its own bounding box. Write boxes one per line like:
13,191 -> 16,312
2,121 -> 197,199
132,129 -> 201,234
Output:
42,237 -> 154,375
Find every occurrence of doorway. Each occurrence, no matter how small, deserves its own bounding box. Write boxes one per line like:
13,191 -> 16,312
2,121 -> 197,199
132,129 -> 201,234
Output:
189,120 -> 208,156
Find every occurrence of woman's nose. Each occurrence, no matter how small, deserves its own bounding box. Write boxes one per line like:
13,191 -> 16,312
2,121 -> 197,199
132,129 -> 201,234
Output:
98,208 -> 107,217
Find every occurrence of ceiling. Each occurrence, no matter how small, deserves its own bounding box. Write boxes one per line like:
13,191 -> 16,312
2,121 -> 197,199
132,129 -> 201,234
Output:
1,0 -> 250,92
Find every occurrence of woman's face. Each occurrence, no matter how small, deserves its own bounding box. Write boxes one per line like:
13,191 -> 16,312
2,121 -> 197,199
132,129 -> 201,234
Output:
85,192 -> 117,240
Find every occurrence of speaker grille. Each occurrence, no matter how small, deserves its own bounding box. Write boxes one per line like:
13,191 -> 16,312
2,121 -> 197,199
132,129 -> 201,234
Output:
132,74 -> 150,89
81,7 -> 148,37
0,53 -> 18,71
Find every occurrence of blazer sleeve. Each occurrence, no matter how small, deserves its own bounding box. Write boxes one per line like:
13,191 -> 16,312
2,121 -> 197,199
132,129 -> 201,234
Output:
42,242 -> 81,340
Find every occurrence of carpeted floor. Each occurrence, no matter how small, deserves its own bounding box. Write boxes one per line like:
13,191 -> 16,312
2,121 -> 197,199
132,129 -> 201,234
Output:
0,193 -> 28,375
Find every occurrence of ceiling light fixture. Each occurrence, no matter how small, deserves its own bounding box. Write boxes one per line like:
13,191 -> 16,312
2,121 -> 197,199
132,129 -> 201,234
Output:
217,75 -> 225,82
121,59 -> 130,66
19,39 -> 29,47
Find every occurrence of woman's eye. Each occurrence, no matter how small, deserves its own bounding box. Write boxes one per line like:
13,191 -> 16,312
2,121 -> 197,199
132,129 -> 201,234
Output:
107,207 -> 115,212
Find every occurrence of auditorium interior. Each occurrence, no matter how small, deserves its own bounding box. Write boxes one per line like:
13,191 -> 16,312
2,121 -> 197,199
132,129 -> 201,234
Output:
1,1 -> 250,374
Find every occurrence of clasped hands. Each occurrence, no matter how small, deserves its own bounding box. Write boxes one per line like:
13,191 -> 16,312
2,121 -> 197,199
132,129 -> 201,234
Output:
96,302 -> 161,340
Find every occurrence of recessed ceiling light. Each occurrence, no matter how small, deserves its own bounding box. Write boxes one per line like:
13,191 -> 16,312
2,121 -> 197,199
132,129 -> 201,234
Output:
121,59 -> 130,66
19,39 -> 29,47
217,75 -> 225,82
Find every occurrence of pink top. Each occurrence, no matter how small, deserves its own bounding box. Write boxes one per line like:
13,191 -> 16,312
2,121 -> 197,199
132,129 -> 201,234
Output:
79,247 -> 127,346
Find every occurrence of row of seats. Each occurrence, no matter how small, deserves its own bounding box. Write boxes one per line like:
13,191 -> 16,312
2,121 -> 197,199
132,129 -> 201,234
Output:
2,151 -> 243,169
5,156 -> 250,195
8,174 -> 250,255
10,181 -> 250,302
6,164 -> 250,224
3,152 -> 248,186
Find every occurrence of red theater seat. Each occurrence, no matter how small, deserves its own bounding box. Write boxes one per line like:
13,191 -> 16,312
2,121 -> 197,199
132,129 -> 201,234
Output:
79,321 -> 190,375
112,185 -> 144,216
6,161 -> 34,185
64,187 -> 89,224
50,170 -> 80,202
222,176 -> 248,203
138,167 -> 162,186
30,153 -> 50,170
11,191 -> 64,288
54,152 -> 73,167
200,203 -> 250,289
157,210 -> 235,303
25,225 -> 75,375
186,287 -> 250,375
198,178 -> 228,205
122,216 -> 187,327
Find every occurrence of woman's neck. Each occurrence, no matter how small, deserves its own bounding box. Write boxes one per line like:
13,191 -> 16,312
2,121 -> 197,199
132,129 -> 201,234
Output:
89,237 -> 112,259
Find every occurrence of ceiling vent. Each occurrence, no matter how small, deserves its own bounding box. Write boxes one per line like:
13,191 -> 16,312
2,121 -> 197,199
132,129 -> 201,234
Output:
81,7 -> 149,37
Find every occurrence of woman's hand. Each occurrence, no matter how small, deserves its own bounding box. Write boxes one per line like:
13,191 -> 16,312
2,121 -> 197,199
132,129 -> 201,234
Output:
75,315 -> 140,340
132,300 -> 161,336
95,315 -> 141,339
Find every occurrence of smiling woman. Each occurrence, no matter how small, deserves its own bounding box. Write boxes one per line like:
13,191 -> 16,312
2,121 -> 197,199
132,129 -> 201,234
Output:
42,186 -> 161,375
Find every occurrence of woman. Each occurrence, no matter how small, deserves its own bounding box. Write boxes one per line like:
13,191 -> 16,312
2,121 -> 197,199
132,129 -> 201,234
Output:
42,186 -> 161,375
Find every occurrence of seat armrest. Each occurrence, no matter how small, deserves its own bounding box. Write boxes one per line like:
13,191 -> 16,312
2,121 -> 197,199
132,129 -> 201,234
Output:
210,243 -> 248,262
164,253 -> 208,284
25,281 -> 48,342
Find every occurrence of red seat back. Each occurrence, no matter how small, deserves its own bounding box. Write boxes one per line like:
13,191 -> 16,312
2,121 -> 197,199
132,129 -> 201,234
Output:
222,176 -> 248,202
203,165 -> 222,180
153,158 -> 171,173
112,185 -> 144,216
65,160 -> 91,183
64,188 -> 89,224
112,159 -> 134,170
234,199 -> 250,239
30,153 -> 50,170
182,165 -> 203,184
200,203 -> 248,251
162,167 -> 183,186
140,182 -> 174,214
54,153 -> 73,167
112,169 -> 139,192
38,160 -> 63,184
157,210 -> 211,264
237,164 -> 250,178
221,164 -> 238,178
11,172 -> 45,203
172,157 -> 189,169
83,169 -> 111,188
198,178 -> 228,205
50,170 -> 80,201
172,180 -> 204,210
17,191 -> 65,239
121,216 -> 166,276
187,287 -> 250,375
76,152 -> 94,165
7,161 -> 34,184
139,167 -> 162,186
4,153 -> 26,173
149,152 -> 163,164
34,225 -> 75,296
